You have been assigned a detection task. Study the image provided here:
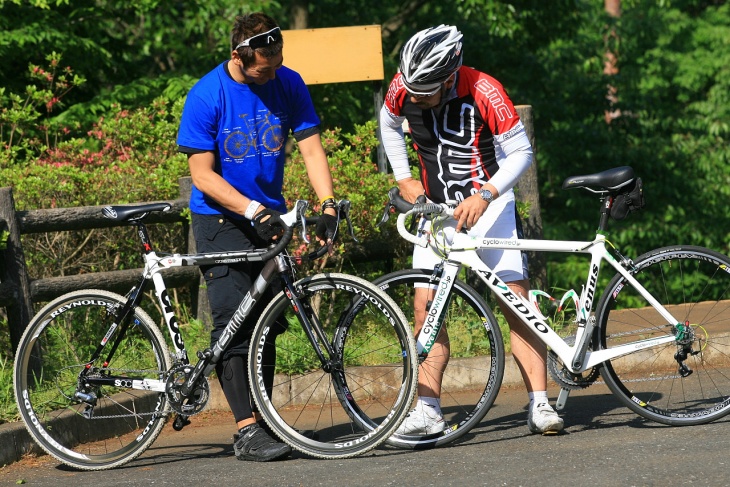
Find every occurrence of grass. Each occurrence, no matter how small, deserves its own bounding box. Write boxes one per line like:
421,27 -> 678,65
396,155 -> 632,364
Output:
0,353 -> 18,424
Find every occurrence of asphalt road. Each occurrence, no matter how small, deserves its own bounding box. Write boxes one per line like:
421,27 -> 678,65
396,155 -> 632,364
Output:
3,382 -> 730,487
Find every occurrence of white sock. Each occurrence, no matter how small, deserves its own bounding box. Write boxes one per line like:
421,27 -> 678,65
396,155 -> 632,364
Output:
417,396 -> 441,414
529,391 -> 548,410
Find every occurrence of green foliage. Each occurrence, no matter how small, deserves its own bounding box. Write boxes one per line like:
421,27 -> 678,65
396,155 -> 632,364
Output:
0,52 -> 86,166
0,353 -> 18,424
0,0 -> 277,131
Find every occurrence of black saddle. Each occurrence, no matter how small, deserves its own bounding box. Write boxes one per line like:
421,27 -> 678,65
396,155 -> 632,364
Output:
562,166 -> 635,193
101,202 -> 171,222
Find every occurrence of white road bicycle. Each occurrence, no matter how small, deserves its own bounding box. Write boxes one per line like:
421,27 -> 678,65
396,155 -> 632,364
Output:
375,166 -> 730,449
13,199 -> 418,470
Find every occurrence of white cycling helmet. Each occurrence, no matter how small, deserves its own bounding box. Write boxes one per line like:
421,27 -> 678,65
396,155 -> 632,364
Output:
399,25 -> 463,95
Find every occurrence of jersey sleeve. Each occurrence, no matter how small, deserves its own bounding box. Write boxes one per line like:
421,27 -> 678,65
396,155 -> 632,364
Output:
176,85 -> 219,153
470,72 -> 533,195
383,73 -> 409,118
281,67 -> 320,134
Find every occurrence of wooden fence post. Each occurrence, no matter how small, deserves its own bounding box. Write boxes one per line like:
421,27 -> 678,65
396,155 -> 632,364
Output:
0,187 -> 33,351
515,105 -> 547,291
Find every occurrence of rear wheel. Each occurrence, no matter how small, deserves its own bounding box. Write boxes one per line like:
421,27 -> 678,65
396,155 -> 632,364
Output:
14,290 -> 171,470
596,246 -> 730,425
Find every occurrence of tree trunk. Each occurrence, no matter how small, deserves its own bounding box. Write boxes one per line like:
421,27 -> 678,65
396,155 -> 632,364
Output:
605,0 -> 621,17
515,105 -> 547,292
604,0 -> 621,124
290,0 -> 309,30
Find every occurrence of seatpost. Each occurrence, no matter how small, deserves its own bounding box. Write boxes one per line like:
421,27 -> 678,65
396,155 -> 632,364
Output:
133,220 -> 154,254
597,196 -> 611,234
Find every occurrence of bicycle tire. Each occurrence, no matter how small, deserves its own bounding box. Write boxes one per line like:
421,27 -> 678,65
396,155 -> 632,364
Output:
370,269 -> 505,449
248,273 -> 418,459
595,245 -> 730,425
14,289 -> 172,470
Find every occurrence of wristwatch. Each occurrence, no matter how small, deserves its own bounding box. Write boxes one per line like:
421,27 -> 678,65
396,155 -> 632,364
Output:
478,188 -> 495,203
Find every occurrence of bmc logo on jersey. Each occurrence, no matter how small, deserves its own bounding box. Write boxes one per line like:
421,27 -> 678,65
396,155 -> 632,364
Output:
474,79 -> 513,122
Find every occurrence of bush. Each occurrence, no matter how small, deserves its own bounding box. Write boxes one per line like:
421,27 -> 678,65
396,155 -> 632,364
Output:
0,97 -> 190,280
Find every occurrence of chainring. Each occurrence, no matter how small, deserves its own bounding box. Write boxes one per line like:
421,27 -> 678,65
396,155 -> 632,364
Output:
165,364 -> 210,416
547,336 -> 600,390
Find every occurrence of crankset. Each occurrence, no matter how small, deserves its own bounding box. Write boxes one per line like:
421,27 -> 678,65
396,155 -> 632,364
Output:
547,336 -> 601,390
165,364 -> 210,417
548,336 -> 600,410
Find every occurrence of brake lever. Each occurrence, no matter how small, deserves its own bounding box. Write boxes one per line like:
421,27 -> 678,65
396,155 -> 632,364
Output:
377,200 -> 393,228
298,201 -> 310,244
338,200 -> 358,243
378,187 -> 407,228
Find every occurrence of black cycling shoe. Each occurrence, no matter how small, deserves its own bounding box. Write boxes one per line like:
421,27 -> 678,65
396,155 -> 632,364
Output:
233,423 -> 291,462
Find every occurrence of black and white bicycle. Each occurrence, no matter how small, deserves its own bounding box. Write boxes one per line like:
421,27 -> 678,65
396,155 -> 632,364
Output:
13,199 -> 417,470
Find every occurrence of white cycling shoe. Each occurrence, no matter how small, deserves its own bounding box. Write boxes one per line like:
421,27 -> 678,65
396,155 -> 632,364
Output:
394,406 -> 446,435
527,402 -> 564,435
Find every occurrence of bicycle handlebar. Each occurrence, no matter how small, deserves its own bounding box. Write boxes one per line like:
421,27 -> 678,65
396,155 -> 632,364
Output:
378,188 -> 453,248
259,199 -> 355,262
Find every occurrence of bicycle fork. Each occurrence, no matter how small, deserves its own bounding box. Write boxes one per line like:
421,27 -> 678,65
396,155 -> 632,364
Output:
283,272 -> 341,373
416,263 -> 457,361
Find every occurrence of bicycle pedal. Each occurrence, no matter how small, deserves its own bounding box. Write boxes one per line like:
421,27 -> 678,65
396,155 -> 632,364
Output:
173,414 -> 191,431
541,430 -> 561,436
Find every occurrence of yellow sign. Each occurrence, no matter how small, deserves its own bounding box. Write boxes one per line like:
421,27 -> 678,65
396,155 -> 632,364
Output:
282,26 -> 384,85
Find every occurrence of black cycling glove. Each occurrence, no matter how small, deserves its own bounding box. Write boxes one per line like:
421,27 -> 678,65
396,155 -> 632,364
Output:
252,208 -> 285,243
316,213 -> 339,243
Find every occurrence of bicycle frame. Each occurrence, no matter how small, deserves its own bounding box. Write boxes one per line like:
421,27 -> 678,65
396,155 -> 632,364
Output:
398,212 -> 681,376
82,201 -> 337,399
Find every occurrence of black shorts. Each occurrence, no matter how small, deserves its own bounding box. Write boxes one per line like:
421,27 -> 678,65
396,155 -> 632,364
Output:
192,212 -> 282,359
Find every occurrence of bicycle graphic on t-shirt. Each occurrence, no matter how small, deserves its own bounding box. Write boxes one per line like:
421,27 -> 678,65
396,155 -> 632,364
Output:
224,112 -> 284,159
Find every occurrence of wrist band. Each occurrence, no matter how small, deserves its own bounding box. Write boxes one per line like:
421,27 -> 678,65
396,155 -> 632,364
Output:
321,198 -> 337,211
244,200 -> 261,220
319,195 -> 335,205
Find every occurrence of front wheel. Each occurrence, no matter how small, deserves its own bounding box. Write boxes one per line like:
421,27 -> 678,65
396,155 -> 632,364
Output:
372,269 -> 505,449
248,273 -> 418,459
596,246 -> 730,425
13,290 -> 171,470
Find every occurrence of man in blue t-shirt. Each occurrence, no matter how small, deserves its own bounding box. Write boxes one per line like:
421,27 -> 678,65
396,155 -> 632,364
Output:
177,12 -> 338,462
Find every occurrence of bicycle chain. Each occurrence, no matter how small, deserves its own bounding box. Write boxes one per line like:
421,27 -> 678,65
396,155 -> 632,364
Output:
60,365 -> 179,420
551,325 -> 693,390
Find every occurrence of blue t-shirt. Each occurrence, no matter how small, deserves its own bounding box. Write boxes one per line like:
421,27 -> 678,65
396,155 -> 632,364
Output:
177,61 -> 320,216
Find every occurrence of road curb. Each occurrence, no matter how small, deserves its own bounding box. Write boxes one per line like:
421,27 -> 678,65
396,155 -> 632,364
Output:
2,355 -> 524,467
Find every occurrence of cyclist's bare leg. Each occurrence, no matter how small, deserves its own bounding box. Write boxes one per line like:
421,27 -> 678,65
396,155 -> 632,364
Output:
413,286 -> 450,398
498,279 -> 547,393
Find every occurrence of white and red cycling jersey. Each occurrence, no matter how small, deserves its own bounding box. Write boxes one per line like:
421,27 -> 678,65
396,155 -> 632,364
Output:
380,65 -> 532,205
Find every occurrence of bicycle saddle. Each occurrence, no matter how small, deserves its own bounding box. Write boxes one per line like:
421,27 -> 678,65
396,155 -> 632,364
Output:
102,202 -> 172,222
561,166 -> 635,193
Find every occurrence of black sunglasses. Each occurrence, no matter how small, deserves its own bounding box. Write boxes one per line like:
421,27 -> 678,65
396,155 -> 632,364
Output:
235,27 -> 282,50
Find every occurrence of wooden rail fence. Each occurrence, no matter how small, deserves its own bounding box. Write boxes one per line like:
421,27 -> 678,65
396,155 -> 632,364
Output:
0,177 -> 206,351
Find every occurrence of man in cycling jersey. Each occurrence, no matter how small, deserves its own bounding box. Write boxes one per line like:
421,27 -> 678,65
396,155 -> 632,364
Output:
380,25 -> 563,435
177,12 -> 338,461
